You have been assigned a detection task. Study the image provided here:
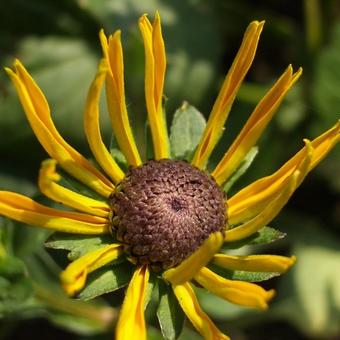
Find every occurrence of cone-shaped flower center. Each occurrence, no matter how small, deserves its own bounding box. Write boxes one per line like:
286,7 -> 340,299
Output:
110,159 -> 227,271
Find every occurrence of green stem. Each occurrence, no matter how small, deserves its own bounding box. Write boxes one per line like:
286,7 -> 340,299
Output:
304,0 -> 322,53
33,282 -> 117,326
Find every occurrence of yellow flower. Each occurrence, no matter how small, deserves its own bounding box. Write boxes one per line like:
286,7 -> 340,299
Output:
1,12 -> 339,340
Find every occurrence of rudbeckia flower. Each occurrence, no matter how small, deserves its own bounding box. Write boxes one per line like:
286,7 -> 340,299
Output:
1,12 -> 339,340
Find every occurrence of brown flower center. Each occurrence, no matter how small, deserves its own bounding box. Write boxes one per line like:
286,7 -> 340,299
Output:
109,159 -> 227,271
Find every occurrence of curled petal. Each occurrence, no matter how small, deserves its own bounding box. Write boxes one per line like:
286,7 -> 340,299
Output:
116,266 -> 149,340
228,123 -> 339,225
139,12 -> 169,159
192,21 -> 264,169
84,59 -> 125,184
195,267 -> 275,310
100,30 -> 142,167
173,282 -> 230,340
163,232 -> 224,286
5,61 -> 114,198
39,159 -> 110,218
0,191 -> 109,234
61,244 -> 123,296
213,254 -> 296,273
212,65 -> 302,185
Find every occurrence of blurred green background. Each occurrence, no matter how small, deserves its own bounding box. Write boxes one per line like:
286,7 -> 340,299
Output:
0,0 -> 339,339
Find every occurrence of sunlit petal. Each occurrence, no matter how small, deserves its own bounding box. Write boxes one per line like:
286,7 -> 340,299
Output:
212,65 -> 302,185
0,191 -> 109,234
84,59 -> 125,184
38,159 -> 110,217
213,253 -> 296,273
61,244 -> 123,296
116,266 -> 149,340
139,12 -> 169,159
100,30 -> 142,167
163,232 -> 223,285
173,282 -> 230,339
192,21 -> 264,169
228,123 -> 339,225
5,61 -> 114,198
225,141 -> 313,241
195,267 -> 275,310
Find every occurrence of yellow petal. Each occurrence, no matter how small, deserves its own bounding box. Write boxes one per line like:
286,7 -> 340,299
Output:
195,267 -> 275,310
99,30 -> 142,167
163,232 -> 223,286
225,141 -> 313,242
61,244 -> 123,296
116,266 -> 149,340
0,191 -> 109,234
228,122 -> 339,225
192,21 -> 264,169
5,61 -> 114,198
173,282 -> 230,340
84,59 -> 125,184
38,159 -> 110,218
139,13 -> 170,160
225,170 -> 299,242
213,254 -> 296,273
212,65 -> 303,185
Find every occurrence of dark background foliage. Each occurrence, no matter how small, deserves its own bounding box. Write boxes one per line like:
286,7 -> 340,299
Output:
0,0 -> 339,339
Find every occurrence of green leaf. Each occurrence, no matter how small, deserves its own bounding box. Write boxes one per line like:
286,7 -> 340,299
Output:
58,169 -> 106,201
0,256 -> 33,315
78,262 -> 134,300
170,102 -> 206,161
223,146 -> 259,193
208,264 -> 280,282
157,280 -> 185,340
271,218 -> 340,337
45,233 -> 114,261
223,226 -> 286,249
109,134 -> 128,170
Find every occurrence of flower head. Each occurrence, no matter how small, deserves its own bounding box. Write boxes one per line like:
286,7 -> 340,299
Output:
1,12 -> 339,340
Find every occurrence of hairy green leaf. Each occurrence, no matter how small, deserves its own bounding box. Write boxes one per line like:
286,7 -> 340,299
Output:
170,102 -> 206,161
157,280 -> 185,340
78,262 -> 134,300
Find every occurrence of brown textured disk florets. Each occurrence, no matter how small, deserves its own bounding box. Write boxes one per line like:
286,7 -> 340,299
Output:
110,159 -> 227,271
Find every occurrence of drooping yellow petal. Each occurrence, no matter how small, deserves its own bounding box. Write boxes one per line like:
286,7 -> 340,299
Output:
195,267 -> 275,310
163,232 -> 223,286
228,122 -> 339,225
116,266 -> 149,340
173,282 -> 230,340
213,254 -> 296,273
61,244 -> 123,296
0,191 -> 109,234
5,61 -> 114,198
99,30 -> 142,167
38,159 -> 110,218
139,12 -> 169,159
192,21 -> 264,169
212,65 -> 303,185
84,59 -> 125,184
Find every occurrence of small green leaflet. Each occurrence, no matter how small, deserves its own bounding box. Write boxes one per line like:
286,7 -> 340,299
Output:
157,280 -> 185,340
78,262 -> 134,300
223,146 -> 259,193
170,102 -> 206,161
45,233 -> 114,261
223,226 -> 286,250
